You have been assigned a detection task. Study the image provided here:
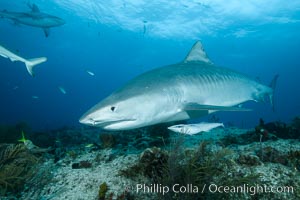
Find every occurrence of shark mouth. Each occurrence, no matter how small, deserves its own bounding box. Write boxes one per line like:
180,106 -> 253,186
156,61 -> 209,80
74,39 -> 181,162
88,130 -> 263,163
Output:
87,118 -> 136,127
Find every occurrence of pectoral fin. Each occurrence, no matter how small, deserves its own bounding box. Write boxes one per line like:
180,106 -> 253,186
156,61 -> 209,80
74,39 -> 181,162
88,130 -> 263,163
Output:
184,103 -> 252,112
43,28 -> 50,37
186,110 -> 209,118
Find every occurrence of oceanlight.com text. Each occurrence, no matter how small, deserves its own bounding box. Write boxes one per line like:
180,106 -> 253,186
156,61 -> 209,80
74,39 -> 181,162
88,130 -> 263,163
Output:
134,183 -> 294,196
208,184 -> 294,195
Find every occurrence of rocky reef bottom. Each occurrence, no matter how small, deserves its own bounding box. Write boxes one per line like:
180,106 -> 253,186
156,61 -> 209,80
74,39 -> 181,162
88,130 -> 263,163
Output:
0,118 -> 299,200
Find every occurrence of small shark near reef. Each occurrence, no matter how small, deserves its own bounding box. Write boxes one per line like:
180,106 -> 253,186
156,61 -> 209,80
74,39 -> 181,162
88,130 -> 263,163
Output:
79,41 -> 278,131
0,44 -> 47,76
0,3 -> 65,37
168,122 -> 224,135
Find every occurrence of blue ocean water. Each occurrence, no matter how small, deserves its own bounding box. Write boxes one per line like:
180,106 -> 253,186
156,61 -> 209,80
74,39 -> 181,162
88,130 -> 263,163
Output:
0,0 -> 299,131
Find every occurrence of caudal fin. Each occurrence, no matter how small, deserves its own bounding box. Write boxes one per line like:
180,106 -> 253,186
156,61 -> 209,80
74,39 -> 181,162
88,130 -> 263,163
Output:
269,74 -> 279,111
25,57 -> 47,76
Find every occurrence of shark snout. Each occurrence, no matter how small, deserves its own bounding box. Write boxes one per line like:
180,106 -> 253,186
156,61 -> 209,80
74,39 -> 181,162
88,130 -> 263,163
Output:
79,116 -> 95,126
79,117 -> 111,127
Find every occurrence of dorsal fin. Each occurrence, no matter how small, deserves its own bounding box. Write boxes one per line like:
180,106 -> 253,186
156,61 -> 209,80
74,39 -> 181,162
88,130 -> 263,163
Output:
31,4 -> 40,13
184,41 -> 212,64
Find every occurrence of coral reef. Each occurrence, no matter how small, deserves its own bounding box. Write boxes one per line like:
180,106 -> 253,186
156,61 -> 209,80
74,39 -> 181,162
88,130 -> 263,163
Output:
0,144 -> 39,196
291,117 -> 300,130
221,117 -> 300,147
120,136 -> 300,200
256,117 -> 300,139
220,128 -> 267,146
237,154 -> 261,166
100,133 -> 116,148
98,182 -> 108,200
105,123 -> 172,151
158,141 -> 247,200
97,182 -> 135,200
119,147 -> 168,182
257,146 -> 288,165
139,147 -> 168,181
1,118 -> 299,200
256,146 -> 300,171
288,150 -> 300,171
115,191 -> 134,200
72,160 -> 92,169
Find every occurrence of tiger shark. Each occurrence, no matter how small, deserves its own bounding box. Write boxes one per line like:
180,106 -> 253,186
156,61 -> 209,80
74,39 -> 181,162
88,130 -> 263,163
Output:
79,41 -> 278,131
0,4 -> 65,37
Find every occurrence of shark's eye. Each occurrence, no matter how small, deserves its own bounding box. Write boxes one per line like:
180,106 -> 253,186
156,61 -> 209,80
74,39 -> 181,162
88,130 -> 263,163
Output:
110,106 -> 116,112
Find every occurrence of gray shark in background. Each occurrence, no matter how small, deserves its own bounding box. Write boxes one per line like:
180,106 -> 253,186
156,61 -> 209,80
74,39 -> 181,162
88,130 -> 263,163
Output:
0,3 -> 65,37
79,41 -> 278,131
0,44 -> 47,76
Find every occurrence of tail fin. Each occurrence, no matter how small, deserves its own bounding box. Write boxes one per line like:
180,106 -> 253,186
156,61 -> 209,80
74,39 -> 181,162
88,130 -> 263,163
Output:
25,57 -> 47,76
269,74 -> 279,111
